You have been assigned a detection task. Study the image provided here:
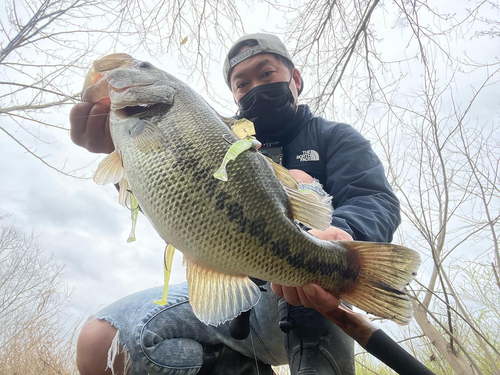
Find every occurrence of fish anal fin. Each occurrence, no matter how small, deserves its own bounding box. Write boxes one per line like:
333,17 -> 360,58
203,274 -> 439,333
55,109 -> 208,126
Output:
340,241 -> 421,325
185,259 -> 261,326
94,150 -> 124,185
131,120 -> 167,152
266,158 -> 333,230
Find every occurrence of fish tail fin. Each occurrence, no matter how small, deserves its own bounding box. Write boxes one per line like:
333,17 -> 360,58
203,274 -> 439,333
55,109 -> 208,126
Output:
340,241 -> 420,325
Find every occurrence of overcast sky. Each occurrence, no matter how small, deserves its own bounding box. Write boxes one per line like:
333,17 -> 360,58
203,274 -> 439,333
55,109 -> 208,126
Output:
0,1 -> 278,324
1,0 -> 498,340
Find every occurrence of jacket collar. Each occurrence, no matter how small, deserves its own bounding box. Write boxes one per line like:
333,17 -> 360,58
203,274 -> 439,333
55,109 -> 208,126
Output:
256,104 -> 313,145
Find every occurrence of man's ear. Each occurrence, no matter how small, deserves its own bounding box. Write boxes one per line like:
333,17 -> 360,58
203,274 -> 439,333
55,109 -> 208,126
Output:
292,68 -> 302,94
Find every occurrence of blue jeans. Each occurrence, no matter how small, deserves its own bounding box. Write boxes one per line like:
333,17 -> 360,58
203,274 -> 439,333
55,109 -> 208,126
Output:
93,282 -> 287,374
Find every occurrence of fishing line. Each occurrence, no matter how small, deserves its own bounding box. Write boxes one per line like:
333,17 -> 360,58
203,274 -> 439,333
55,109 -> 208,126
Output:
249,330 -> 260,375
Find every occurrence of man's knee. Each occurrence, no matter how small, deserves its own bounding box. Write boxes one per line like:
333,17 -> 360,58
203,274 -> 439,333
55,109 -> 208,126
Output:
77,318 -> 126,375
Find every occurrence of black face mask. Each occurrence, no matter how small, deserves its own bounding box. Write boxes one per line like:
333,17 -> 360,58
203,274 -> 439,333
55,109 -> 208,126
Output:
237,81 -> 297,138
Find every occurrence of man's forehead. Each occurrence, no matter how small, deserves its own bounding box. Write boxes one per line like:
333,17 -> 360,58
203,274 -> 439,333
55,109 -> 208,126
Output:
230,50 -> 283,81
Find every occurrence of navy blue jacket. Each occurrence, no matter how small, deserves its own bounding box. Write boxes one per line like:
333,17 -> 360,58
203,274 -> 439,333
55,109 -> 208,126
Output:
258,105 -> 401,243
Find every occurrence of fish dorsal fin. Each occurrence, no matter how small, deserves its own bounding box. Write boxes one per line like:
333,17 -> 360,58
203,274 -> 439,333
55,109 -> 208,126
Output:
266,157 -> 333,231
285,187 -> 333,230
267,158 -> 299,189
131,120 -> 167,152
94,149 -> 124,185
185,259 -> 261,326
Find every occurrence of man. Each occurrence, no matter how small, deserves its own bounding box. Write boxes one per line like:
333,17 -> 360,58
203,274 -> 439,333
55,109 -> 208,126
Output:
71,33 -> 400,374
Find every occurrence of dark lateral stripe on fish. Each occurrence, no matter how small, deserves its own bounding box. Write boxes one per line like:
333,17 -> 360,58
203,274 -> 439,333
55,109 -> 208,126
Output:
85,54 -> 421,326
265,237 -> 356,281
209,182 -> 359,281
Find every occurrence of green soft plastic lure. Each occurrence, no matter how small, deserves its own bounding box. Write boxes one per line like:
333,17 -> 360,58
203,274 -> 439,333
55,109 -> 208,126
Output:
154,244 -> 176,305
127,193 -> 140,243
213,137 -> 262,181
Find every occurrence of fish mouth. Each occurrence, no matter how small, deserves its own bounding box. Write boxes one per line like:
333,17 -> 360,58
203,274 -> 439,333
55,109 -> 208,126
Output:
81,76 -> 155,104
118,104 -> 158,116
109,83 -> 152,94
81,53 -> 133,100
81,53 -> 152,104
82,53 -> 169,113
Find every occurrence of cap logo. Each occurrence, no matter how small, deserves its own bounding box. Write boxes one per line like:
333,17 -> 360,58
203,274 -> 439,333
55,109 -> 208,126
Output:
229,46 -> 262,69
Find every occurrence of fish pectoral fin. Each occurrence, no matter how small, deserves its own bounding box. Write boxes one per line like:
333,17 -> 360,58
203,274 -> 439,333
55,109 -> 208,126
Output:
131,120 -> 167,152
185,260 -> 261,326
266,158 -> 333,231
94,149 -> 124,185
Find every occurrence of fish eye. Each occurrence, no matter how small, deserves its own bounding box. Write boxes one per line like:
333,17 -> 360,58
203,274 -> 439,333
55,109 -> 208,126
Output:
138,61 -> 152,69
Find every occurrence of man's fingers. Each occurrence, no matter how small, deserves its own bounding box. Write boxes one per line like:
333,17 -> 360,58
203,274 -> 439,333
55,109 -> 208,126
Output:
270,283 -> 283,297
272,283 -> 342,310
303,283 -> 342,312
295,286 -> 315,308
308,227 -> 354,241
289,169 -> 314,183
70,102 -> 94,143
69,101 -> 113,154
281,285 -> 302,306
85,101 -> 111,152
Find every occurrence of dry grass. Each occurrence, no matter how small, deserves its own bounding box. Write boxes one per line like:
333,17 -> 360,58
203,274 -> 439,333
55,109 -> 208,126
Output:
0,220 -> 80,374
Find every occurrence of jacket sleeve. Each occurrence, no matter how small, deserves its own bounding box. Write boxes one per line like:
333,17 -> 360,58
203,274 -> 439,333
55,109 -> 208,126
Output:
322,123 -> 401,242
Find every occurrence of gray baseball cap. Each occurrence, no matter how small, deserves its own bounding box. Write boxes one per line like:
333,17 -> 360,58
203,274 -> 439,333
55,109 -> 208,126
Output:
223,33 -> 303,95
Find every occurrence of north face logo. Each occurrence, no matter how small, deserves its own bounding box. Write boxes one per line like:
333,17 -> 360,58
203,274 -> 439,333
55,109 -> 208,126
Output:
296,150 -> 320,162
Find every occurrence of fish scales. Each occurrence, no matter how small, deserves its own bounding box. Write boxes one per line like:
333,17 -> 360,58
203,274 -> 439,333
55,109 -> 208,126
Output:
83,54 -> 420,326
113,83 -> 353,289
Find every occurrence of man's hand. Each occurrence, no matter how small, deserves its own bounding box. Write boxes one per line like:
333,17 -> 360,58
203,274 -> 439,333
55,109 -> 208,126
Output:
271,282 -> 342,309
309,226 -> 353,241
271,283 -> 378,348
69,100 -> 114,154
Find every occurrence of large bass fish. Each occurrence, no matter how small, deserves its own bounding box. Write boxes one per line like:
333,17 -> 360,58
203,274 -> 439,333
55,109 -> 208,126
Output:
82,53 -> 420,326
